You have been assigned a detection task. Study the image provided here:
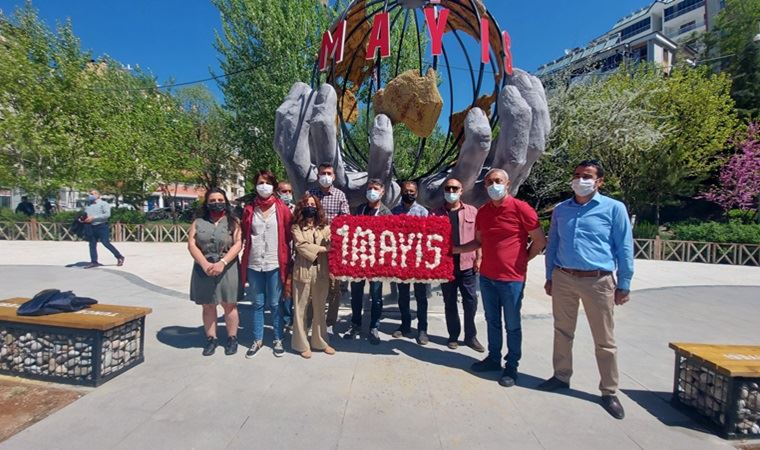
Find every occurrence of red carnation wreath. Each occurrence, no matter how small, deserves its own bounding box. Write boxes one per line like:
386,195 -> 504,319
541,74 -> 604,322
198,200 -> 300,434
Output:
329,215 -> 454,283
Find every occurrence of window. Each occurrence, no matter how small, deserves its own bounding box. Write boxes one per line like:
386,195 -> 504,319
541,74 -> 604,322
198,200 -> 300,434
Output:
665,0 -> 705,22
620,17 -> 651,41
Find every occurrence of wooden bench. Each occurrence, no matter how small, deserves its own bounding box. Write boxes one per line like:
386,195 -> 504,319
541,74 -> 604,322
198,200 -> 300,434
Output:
0,298 -> 152,386
670,342 -> 760,439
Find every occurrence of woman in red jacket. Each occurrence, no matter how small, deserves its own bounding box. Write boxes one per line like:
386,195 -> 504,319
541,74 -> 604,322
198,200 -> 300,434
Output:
240,169 -> 293,358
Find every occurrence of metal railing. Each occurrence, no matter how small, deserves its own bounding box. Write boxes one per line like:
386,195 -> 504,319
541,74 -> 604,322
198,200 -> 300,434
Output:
2,222 -> 759,267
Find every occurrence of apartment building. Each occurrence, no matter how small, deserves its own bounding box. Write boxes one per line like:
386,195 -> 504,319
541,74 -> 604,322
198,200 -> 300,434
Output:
536,0 -> 725,81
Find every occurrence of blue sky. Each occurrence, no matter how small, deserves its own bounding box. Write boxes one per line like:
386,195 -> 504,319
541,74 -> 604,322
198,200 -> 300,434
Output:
0,0 -> 651,104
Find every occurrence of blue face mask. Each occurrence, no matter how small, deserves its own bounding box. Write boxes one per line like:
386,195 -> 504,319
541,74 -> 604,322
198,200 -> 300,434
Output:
366,189 -> 382,203
487,183 -> 506,201
444,192 -> 460,204
87,195 -> 97,203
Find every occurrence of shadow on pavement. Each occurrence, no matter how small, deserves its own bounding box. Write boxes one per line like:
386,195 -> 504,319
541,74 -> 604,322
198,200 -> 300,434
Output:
622,389 -> 714,434
156,303 -> 285,351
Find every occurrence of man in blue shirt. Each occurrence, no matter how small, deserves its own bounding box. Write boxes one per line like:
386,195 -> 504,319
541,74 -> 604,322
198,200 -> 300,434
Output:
539,160 -> 633,420
391,181 -> 430,345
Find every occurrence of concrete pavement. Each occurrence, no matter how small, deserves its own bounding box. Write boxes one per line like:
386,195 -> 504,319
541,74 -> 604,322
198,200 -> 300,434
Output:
0,242 -> 758,449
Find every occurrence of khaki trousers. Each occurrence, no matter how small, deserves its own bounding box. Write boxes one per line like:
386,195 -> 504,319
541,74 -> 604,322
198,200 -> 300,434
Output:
551,268 -> 619,395
292,269 -> 330,353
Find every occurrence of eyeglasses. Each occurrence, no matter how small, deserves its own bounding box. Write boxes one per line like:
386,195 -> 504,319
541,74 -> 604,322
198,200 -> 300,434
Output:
443,186 -> 461,192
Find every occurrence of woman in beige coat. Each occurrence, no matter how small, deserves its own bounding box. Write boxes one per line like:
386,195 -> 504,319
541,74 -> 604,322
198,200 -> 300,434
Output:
291,193 -> 336,358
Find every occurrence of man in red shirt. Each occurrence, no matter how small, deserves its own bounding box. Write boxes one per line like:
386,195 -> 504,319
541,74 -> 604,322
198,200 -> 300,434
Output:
454,169 -> 546,387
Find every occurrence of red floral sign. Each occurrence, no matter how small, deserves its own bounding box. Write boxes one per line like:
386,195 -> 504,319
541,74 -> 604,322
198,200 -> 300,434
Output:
329,215 -> 454,283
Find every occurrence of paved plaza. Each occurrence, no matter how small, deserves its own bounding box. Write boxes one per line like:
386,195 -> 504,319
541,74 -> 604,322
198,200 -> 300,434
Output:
0,241 -> 758,449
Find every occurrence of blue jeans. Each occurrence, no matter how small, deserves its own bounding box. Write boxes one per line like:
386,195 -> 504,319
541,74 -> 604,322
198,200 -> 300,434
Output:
88,223 -> 122,263
480,275 -> 525,369
247,268 -> 283,342
350,281 -> 383,329
281,297 -> 293,327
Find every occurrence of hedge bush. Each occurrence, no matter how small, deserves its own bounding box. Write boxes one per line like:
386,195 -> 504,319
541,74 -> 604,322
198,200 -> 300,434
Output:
670,222 -> 760,244
0,208 -> 30,222
634,221 -> 659,239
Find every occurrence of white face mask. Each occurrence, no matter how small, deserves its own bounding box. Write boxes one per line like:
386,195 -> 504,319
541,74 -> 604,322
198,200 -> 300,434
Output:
366,189 -> 382,203
318,174 -> 334,188
444,192 -> 460,204
256,183 -> 274,198
571,178 -> 597,197
278,193 -> 293,204
487,183 -> 507,201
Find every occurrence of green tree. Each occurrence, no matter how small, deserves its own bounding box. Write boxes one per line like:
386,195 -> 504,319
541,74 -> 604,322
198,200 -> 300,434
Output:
213,0 -> 338,179
176,85 -> 244,192
0,4 -> 91,199
531,64 -> 737,223
704,0 -> 760,118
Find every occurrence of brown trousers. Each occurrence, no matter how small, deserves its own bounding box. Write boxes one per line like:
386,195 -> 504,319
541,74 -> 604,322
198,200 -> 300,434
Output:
292,269 -> 330,353
551,268 -> 619,395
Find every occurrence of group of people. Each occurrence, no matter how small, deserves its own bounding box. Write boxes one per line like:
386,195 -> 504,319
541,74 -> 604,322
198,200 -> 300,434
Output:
188,159 -> 634,420
14,195 -> 55,217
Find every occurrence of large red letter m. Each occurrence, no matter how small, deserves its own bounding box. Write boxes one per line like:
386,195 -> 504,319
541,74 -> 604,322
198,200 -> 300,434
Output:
319,20 -> 347,72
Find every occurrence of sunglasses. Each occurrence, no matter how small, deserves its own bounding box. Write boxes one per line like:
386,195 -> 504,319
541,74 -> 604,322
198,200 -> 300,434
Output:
443,186 -> 461,192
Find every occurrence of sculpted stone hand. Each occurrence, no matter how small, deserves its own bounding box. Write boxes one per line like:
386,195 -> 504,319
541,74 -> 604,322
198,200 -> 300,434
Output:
274,68 -> 550,209
274,83 -> 398,206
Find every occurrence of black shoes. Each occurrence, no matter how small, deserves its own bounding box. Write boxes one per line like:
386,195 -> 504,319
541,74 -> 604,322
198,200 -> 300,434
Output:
499,366 -> 518,388
224,336 -> 238,355
202,337 -> 217,356
470,357 -> 502,373
464,337 -> 485,353
245,341 -> 263,359
536,376 -> 570,392
117,256 -> 125,267
417,331 -> 429,346
343,325 -> 360,340
601,395 -> 625,419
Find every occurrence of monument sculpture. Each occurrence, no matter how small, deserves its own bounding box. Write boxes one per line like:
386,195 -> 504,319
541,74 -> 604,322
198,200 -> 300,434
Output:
274,0 -> 550,209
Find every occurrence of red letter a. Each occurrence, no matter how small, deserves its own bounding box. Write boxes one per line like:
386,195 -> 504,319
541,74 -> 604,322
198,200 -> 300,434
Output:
365,12 -> 391,60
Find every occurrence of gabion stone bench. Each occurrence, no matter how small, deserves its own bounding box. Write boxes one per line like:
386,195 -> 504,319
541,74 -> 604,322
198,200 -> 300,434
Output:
0,298 -> 152,386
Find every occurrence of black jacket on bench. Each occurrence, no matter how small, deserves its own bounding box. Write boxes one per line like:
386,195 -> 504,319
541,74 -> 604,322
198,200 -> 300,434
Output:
17,289 -> 98,316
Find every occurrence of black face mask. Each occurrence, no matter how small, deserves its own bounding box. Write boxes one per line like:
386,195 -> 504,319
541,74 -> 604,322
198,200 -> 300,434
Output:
208,202 -> 226,213
303,207 -> 318,219
402,193 -> 417,204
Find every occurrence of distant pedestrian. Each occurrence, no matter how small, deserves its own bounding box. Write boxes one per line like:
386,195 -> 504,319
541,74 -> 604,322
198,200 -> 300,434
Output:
82,191 -> 124,269
15,196 -> 35,216
241,170 -> 293,358
188,188 -> 243,356
539,160 -> 634,420
290,193 -> 335,358
43,199 -> 54,216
